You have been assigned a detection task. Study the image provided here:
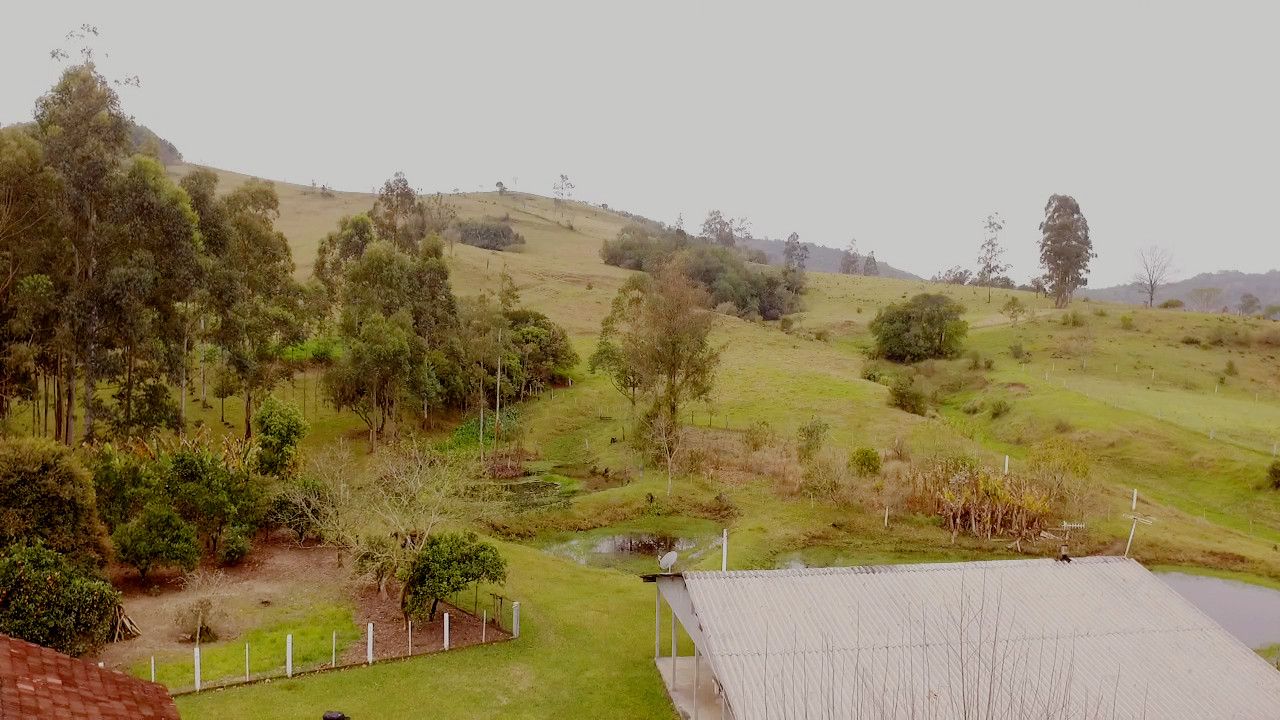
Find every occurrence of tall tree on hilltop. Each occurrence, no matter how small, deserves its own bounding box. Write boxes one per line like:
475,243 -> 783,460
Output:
975,212 -> 1010,302
1238,293 -> 1262,317
863,251 -> 879,276
1131,245 -> 1173,307
34,63 -> 132,443
839,238 -> 862,275
371,172 -> 420,251
1038,194 -> 1094,308
782,232 -> 808,295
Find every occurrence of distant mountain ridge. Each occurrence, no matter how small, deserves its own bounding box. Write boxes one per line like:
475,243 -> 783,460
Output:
738,236 -> 921,280
1084,269 -> 1280,308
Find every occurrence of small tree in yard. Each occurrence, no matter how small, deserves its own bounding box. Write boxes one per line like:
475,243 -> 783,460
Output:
847,447 -> 882,477
870,294 -> 968,362
253,396 -> 308,478
400,532 -> 506,625
0,438 -> 110,562
0,544 -> 118,656
112,505 -> 200,581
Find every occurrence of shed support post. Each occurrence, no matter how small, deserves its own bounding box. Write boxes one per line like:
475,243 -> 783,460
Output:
671,609 -> 677,682
655,585 -> 661,659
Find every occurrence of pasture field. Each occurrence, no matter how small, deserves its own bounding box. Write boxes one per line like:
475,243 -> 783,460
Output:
70,167 -> 1277,717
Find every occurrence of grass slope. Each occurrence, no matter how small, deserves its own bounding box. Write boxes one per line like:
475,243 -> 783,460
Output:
118,165 -> 1280,715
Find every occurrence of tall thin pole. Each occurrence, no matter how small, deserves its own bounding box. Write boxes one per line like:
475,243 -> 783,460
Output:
721,529 -> 728,572
495,330 -> 502,442
655,585 -> 661,659
1124,488 -> 1139,558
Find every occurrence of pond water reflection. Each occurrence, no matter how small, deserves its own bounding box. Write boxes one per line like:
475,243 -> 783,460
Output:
1159,572 -> 1280,649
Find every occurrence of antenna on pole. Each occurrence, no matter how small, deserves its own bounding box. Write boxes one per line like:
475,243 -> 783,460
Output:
1123,488 -> 1154,558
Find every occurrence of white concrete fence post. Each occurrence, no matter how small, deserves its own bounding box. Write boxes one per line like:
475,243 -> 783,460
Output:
512,602 -> 521,639
331,630 -> 337,667
482,610 -> 488,643
193,647 -> 202,692
444,613 -> 450,650
244,643 -> 250,681
150,656 -> 155,683
286,634 -> 293,678
1004,455 -> 1009,475
721,529 -> 728,571
408,620 -> 414,655
366,622 -> 374,665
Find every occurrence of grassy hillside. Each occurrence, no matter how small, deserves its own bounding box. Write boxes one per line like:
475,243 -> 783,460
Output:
144,165 -> 1280,718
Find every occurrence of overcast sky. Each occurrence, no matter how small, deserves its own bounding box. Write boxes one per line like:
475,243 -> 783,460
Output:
3,2 -> 1277,286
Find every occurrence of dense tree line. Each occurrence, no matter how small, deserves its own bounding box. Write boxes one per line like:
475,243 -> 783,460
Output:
599,220 -> 806,320
0,63 -> 306,442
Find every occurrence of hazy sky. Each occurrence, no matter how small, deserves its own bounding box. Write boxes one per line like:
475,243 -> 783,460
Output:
3,2 -> 1278,287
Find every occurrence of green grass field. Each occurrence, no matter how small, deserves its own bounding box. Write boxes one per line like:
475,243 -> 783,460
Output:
85,166 -> 1280,717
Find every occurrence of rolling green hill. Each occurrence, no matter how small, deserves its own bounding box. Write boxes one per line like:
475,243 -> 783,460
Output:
163,164 -> 1280,719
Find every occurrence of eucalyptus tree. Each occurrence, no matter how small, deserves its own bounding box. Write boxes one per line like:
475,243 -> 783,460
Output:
1038,194 -> 1094,308
34,63 -> 132,442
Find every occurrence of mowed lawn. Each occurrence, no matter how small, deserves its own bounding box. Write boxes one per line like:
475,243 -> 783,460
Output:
177,541 -> 676,720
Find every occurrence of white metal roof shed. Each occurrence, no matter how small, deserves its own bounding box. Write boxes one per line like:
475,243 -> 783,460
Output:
660,556 -> 1280,720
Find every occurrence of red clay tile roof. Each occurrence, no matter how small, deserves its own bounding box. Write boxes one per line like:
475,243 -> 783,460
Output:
0,633 -> 179,720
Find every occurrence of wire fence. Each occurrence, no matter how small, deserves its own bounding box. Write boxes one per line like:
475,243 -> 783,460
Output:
163,601 -> 520,696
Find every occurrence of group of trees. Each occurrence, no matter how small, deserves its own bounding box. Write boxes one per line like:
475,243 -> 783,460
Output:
599,218 -> 806,320
838,240 -> 880,276
316,193 -> 576,448
0,63 -> 305,442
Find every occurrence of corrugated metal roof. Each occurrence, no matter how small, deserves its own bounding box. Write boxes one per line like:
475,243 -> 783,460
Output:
681,557 -> 1280,719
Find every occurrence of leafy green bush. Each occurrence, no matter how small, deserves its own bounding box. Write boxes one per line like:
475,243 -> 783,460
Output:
456,220 -> 525,250
401,532 -> 507,622
1181,335 -> 1201,346
1009,343 -> 1028,361
0,438 -> 109,563
799,459 -> 840,499
989,398 -> 1012,419
1159,298 -> 1185,309
253,396 -> 309,478
796,417 -> 831,463
1061,310 -> 1085,327
218,526 -> 252,566
1269,461 -> 1280,490
962,399 -> 983,415
870,294 -> 968,362
847,447 -> 882,477
1119,314 -> 1135,331
90,443 -> 161,532
1225,359 -> 1238,376
0,544 -> 118,656
743,420 -> 773,452
112,505 -> 200,580
888,376 -> 928,416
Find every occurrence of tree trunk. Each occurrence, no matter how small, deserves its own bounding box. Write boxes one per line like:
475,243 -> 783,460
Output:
243,388 -> 252,440
64,359 -> 75,445
124,345 -> 134,428
178,333 -> 188,434
53,358 -> 63,443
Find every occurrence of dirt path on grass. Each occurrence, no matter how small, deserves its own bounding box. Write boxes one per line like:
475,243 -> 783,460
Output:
95,535 -> 351,672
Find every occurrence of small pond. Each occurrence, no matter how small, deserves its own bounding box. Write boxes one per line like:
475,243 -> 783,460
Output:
542,527 -> 715,574
1159,572 -> 1280,649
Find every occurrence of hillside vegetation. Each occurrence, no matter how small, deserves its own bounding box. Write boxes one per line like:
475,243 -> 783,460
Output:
164,166 -> 1280,718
